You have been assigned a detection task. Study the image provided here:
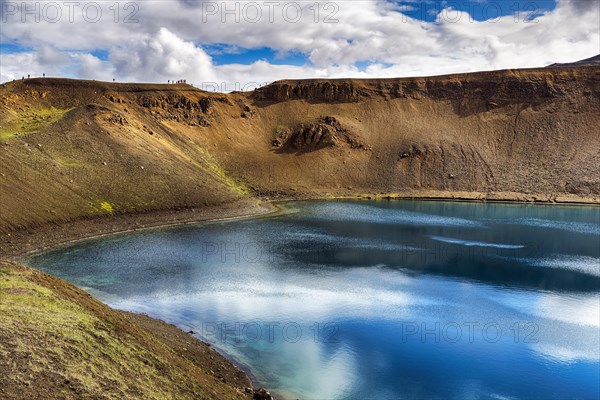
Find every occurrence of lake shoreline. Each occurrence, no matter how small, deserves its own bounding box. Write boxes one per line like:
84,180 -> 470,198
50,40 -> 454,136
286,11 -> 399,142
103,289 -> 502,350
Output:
3,190 -> 599,261
0,199 -> 279,261
3,193 -> 599,400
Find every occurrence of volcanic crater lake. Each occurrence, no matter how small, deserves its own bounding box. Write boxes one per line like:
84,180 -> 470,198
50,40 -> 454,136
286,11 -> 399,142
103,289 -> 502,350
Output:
26,200 -> 600,399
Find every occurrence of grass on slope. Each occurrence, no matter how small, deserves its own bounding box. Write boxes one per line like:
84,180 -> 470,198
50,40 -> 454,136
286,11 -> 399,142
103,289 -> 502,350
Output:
195,146 -> 250,196
0,107 -> 72,140
0,262 -> 249,400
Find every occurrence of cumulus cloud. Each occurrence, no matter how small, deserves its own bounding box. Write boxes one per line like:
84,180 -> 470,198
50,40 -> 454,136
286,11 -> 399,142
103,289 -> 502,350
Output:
109,28 -> 217,83
0,0 -> 598,88
559,0 -> 600,14
77,53 -> 113,81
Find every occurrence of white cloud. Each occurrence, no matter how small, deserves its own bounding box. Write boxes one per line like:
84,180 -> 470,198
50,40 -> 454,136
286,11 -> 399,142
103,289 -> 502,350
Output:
1,52 -> 42,82
1,0 -> 598,88
77,53 -> 113,81
109,27 -> 217,83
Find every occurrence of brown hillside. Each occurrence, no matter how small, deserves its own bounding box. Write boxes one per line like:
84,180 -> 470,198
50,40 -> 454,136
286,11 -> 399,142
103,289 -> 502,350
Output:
239,67 -> 600,200
1,66 -> 599,236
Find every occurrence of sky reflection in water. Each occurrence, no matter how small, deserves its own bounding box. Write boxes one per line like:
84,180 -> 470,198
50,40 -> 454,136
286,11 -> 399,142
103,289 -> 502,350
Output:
26,200 -> 600,399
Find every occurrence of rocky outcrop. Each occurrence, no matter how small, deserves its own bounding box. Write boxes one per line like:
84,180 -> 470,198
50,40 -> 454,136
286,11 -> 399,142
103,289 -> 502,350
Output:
136,94 -> 231,127
272,116 -> 371,153
252,387 -> 274,400
105,113 -> 128,125
252,67 -> 599,116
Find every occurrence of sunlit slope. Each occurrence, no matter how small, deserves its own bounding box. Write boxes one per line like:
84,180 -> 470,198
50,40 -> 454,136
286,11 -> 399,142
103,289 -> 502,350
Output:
1,66 -> 599,232
0,80 -> 248,233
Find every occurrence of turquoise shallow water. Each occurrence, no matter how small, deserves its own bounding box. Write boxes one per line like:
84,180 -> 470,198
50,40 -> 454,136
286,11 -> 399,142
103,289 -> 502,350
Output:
26,200 -> 600,399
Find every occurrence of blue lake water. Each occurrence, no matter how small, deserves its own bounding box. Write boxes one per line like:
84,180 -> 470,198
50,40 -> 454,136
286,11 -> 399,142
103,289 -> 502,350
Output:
25,200 -> 600,399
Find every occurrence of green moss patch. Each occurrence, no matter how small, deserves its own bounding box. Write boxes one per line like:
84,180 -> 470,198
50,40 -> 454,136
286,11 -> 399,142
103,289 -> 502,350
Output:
99,201 -> 114,213
0,107 -> 72,140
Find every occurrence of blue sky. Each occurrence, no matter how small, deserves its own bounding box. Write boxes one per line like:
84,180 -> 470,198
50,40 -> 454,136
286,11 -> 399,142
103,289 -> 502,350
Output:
0,42 -> 29,53
0,0 -> 598,86
205,45 -> 309,66
397,0 -> 557,22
